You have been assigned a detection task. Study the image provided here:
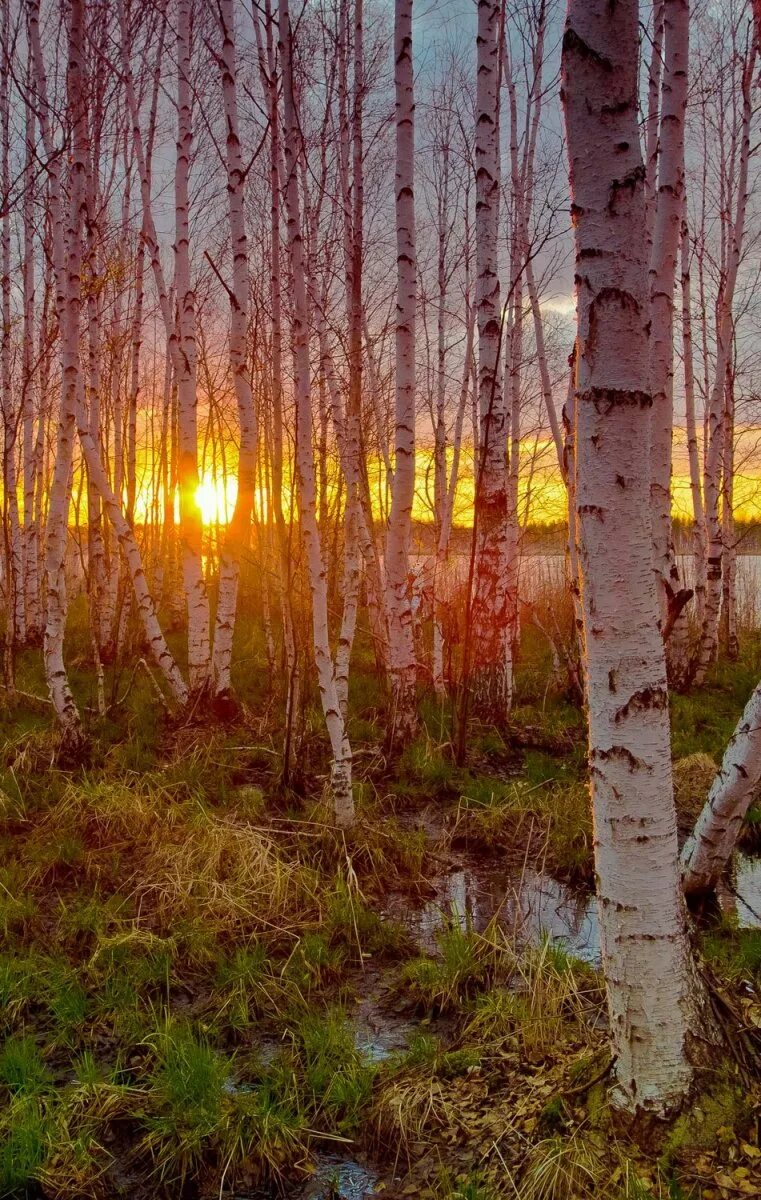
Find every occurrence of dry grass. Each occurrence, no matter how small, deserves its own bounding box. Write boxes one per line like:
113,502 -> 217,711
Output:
467,935 -> 603,1061
672,753 -> 717,832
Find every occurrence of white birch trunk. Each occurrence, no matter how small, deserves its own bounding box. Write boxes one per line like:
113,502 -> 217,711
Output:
279,0 -> 354,827
680,205 -> 707,625
692,48 -> 755,685
385,0 -> 418,749
562,0 -> 711,1113
648,0 -> 690,655
254,0 -> 301,760
433,305 -> 474,698
21,51 -> 41,644
211,0 -> 258,709
174,0 -> 210,695
682,674 -> 761,894
30,0 -> 85,750
1,0 -> 23,654
644,0 -> 665,256
472,0 -> 511,720
74,410 -> 188,707
719,365 -> 738,658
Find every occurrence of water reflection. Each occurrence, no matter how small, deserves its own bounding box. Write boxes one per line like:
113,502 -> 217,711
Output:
298,1157 -> 378,1199
386,861 -> 601,965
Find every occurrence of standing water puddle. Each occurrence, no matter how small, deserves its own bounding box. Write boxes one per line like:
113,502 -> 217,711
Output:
237,1157 -> 379,1199
388,851 -> 761,971
297,1157 -> 379,1198
384,859 -> 601,965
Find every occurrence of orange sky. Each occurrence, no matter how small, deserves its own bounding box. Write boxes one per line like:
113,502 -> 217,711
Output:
117,426 -> 761,528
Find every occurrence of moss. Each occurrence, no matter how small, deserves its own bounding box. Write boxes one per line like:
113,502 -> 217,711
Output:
661,1077 -> 749,1166
539,1095 -> 567,1134
701,920 -> 761,979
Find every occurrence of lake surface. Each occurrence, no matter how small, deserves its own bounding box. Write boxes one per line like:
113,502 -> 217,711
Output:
411,552 -> 761,627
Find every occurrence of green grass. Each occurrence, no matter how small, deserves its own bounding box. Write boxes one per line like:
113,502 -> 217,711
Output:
453,777 -> 593,882
1,609 -> 760,1196
399,920 -> 496,1013
0,1037 -> 50,1096
701,919 -> 761,979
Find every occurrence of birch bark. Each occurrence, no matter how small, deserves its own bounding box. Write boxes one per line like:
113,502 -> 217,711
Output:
31,0 -> 86,750
648,0 -> 690,657
562,0 -> 712,1112
472,0 -> 511,721
174,0 -> 210,695
21,45 -> 41,643
210,0 -> 258,709
254,0 -> 301,767
278,0 -> 354,826
691,47 -> 755,685
385,0 -> 418,749
1,0 -> 23,656
682,680 -> 761,895
680,206 -> 707,625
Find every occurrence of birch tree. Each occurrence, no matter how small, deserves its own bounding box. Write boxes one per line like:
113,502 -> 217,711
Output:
21,42 -> 41,645
562,0 -> 714,1113
174,0 -> 211,696
648,0 -> 692,662
690,38 -> 756,685
278,0 -> 354,826
385,0 -> 418,749
31,0 -> 87,751
210,0 -> 258,712
470,0 -> 512,722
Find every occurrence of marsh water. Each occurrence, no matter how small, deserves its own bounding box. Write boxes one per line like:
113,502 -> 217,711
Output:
240,847 -> 761,1200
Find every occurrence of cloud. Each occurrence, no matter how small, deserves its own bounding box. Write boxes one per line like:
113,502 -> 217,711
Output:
540,294 -> 576,317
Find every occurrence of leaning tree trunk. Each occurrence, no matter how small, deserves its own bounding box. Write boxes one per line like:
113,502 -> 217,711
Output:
562,0 -> 714,1114
385,0 -> 418,751
682,673 -> 761,895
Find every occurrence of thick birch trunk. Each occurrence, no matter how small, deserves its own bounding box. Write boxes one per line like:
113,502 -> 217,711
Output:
385,0 -> 418,750
562,0 -> 712,1113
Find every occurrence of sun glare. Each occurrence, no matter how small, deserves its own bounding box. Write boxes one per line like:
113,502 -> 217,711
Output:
194,475 -> 237,525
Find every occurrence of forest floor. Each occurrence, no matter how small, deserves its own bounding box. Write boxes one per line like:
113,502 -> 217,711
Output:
1,603 -> 761,1199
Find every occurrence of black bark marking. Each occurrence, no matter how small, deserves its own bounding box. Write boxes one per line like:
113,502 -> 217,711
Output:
614,687 -> 668,724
